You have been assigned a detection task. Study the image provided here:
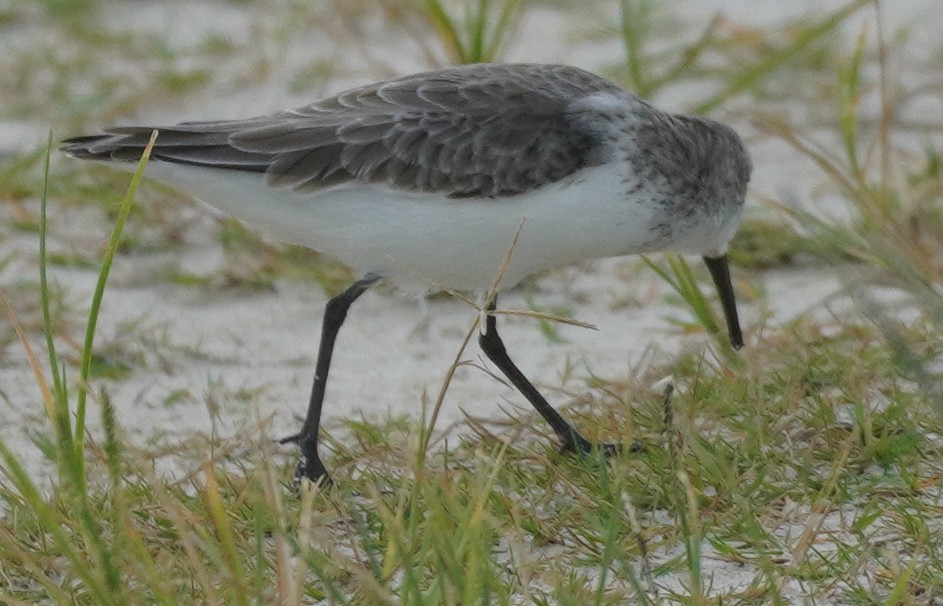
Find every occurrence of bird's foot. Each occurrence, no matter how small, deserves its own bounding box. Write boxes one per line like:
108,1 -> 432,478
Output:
560,433 -> 642,458
279,432 -> 331,490
293,453 -> 331,490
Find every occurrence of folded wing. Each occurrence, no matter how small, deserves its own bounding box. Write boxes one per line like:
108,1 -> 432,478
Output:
61,63 -> 626,198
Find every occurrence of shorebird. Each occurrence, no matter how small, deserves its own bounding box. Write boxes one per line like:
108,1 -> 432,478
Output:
62,63 -> 750,484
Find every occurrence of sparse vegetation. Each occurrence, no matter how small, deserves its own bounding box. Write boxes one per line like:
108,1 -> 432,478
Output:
1,0 -> 942,604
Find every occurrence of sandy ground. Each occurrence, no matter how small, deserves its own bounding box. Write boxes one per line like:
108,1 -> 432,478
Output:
0,0 -> 880,476
0,0 -> 941,601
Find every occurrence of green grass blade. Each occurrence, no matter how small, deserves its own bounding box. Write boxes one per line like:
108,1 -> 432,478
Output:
39,134 -> 64,419
619,0 -> 655,95
74,129 -> 157,486
424,0 -> 467,62
694,0 -> 871,114
38,135 -> 77,479
649,14 -> 720,93
838,26 -> 868,178
470,0 -> 488,63
484,0 -> 523,61
643,254 -> 722,338
202,465 -> 251,606
677,469 -> 703,599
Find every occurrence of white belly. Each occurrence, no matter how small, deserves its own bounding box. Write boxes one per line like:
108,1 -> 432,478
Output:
134,161 -> 681,293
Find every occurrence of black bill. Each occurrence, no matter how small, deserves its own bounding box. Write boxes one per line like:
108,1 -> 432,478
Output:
703,254 -> 744,350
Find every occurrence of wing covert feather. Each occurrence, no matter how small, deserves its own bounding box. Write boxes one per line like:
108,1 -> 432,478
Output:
62,64 -> 632,197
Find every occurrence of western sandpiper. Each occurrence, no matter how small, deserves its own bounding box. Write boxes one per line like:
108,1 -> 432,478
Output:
62,63 -> 750,484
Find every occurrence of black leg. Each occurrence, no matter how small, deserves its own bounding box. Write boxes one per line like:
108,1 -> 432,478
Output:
477,297 -> 619,457
703,254 -> 743,349
280,274 -> 380,484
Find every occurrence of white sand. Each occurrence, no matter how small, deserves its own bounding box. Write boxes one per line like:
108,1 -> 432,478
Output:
0,0 -> 939,601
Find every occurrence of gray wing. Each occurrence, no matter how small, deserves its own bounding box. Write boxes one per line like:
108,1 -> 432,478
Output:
61,63 -> 627,198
